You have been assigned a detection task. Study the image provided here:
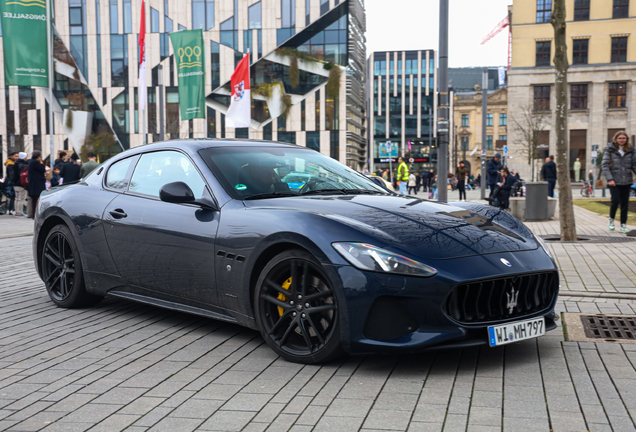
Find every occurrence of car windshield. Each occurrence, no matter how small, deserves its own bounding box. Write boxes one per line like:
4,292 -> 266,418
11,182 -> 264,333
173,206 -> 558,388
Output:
199,146 -> 387,200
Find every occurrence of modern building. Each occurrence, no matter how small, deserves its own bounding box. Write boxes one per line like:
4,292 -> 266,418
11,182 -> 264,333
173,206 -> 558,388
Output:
366,50 -> 437,175
449,67 -> 506,93
507,0 -> 636,181
453,86 -> 508,177
0,0 -> 367,171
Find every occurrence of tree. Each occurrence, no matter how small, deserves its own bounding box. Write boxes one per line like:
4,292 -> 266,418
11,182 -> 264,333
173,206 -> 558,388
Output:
511,106 -> 551,181
551,0 -> 577,241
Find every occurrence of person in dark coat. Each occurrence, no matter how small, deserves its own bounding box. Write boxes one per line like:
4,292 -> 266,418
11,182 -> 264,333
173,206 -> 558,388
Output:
487,154 -> 502,198
27,151 -> 47,219
60,153 -> 82,183
540,155 -> 557,197
498,168 -> 516,210
54,151 -> 67,167
602,131 -> 636,233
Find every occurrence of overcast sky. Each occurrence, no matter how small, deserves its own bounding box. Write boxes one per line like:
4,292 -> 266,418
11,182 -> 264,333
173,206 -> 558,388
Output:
365,0 -> 513,68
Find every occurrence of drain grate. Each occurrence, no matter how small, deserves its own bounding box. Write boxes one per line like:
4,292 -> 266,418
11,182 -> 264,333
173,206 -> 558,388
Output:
581,314 -> 636,341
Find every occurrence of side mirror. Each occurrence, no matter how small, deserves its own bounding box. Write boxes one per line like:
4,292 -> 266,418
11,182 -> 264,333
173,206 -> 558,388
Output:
159,181 -> 195,204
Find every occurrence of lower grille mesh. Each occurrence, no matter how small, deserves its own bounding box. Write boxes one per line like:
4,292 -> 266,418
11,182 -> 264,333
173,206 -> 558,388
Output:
446,272 -> 558,324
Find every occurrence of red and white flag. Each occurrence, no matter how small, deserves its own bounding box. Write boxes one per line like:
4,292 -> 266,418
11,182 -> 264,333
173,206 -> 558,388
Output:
226,53 -> 251,128
138,0 -> 146,111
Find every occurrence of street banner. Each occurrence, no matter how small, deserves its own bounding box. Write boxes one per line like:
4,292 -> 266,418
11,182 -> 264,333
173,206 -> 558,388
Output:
138,0 -> 146,111
498,66 -> 506,87
226,53 -> 251,128
169,30 -> 205,120
0,0 -> 49,87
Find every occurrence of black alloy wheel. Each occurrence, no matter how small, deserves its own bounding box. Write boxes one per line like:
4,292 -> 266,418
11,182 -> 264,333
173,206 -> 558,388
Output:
42,225 -> 102,308
255,250 -> 342,364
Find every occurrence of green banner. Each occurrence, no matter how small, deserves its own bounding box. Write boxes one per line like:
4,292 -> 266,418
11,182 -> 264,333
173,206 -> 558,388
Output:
0,0 -> 49,87
170,30 -> 205,120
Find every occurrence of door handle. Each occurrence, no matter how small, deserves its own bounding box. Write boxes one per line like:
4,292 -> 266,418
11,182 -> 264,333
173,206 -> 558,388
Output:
108,209 -> 127,219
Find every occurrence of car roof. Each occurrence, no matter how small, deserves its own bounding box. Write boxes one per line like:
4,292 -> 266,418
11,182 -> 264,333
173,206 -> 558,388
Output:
139,138 -> 302,152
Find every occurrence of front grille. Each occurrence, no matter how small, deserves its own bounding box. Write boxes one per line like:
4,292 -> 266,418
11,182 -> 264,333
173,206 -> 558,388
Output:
445,272 -> 558,325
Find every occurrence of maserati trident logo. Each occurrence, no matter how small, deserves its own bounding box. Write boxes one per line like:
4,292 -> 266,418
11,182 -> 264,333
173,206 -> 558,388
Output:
500,258 -> 512,267
506,287 -> 519,315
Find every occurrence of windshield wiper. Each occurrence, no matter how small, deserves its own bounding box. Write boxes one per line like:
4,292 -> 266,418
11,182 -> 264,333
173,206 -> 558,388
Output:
243,192 -> 297,200
300,189 -> 347,196
341,189 -> 387,195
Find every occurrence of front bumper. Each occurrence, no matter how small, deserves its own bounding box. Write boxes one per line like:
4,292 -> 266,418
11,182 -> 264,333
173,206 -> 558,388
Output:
334,248 -> 559,354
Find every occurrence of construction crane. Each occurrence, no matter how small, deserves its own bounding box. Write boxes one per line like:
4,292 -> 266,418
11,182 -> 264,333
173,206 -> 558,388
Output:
481,16 -> 511,69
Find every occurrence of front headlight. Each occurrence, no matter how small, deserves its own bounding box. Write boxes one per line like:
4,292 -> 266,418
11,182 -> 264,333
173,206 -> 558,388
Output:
534,234 -> 555,261
332,243 -> 437,277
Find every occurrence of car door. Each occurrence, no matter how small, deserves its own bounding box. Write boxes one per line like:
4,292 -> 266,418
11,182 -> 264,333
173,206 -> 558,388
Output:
102,149 -> 220,306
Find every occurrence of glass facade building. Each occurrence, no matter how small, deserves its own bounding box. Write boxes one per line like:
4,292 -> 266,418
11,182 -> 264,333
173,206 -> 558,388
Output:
367,50 -> 437,173
0,0 -> 367,168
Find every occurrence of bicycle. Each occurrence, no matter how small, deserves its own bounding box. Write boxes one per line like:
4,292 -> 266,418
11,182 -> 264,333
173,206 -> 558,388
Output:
580,180 -> 594,198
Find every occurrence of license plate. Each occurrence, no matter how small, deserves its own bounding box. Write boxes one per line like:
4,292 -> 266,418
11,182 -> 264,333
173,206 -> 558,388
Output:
488,317 -> 545,347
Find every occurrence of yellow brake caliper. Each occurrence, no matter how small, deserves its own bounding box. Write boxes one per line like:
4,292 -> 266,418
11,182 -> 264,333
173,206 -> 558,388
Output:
278,277 -> 292,317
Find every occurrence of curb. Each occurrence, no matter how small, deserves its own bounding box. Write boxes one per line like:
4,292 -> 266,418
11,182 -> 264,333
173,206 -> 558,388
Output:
559,290 -> 636,301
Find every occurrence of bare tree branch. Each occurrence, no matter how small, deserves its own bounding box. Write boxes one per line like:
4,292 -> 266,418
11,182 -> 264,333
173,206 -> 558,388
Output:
511,106 -> 551,181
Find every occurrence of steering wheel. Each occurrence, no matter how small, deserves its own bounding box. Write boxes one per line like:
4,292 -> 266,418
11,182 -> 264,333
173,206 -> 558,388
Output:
299,178 -> 326,194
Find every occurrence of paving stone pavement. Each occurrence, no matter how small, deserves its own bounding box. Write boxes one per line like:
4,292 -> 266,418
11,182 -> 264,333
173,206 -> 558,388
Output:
1,204 -> 636,432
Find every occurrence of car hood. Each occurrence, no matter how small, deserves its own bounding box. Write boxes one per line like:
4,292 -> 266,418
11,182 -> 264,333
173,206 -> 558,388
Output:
244,195 -> 538,260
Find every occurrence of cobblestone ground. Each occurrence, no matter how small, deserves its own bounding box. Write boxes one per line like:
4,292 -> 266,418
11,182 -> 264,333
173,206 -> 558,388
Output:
1,205 -> 636,432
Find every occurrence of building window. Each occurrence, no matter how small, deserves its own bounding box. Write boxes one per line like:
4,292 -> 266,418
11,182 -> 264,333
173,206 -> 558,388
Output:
330,130 -> 339,159
278,131 -> 296,144
320,0 -> 329,15
164,0 -> 173,32
608,82 -> 627,108
570,84 -> 588,109
536,0 -> 552,23
111,34 -> 127,87
306,131 -> 320,151
499,113 -> 507,126
277,0 -> 296,44
123,0 -> 131,33
305,0 -> 310,25
572,39 -> 588,65
248,2 -> 261,29
263,122 -> 272,140
69,0 -> 85,35
486,113 -> 493,127
192,0 -> 214,30
220,18 -> 237,49
301,100 -> 305,131
150,7 -> 159,33
534,86 -> 550,110
210,41 -> 220,88
486,135 -> 493,151
109,0 -> 117,33
460,136 -> 469,151
611,37 -> 627,63
315,90 -> 320,131
499,135 -> 507,141
461,114 -> 469,127
613,0 -> 629,18
574,0 -> 589,21
536,41 -> 551,66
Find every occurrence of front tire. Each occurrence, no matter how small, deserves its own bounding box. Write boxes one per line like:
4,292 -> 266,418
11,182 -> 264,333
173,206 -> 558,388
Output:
580,186 -> 589,197
41,224 -> 102,308
254,249 -> 343,364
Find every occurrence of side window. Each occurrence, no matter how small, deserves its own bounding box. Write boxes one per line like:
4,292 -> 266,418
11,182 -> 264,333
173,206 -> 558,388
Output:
105,157 -> 134,190
129,150 -> 206,199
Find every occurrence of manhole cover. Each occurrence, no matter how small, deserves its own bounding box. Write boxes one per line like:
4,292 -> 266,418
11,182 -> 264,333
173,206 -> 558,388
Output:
563,313 -> 636,343
540,235 -> 636,244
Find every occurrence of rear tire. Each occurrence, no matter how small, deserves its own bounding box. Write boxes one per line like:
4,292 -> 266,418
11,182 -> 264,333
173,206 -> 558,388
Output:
41,224 -> 103,308
580,186 -> 589,197
254,249 -> 343,364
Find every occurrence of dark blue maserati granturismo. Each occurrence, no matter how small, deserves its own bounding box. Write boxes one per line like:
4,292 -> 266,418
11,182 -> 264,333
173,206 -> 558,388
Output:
34,140 -> 559,364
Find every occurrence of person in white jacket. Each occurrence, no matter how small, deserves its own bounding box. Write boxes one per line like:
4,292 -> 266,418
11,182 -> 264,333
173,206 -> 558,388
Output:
407,173 -> 417,195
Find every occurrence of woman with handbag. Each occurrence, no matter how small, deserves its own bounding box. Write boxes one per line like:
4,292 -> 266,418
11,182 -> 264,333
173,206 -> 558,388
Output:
602,131 -> 636,233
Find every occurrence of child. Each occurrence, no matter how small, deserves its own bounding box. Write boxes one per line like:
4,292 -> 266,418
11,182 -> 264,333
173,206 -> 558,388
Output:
51,165 -> 61,188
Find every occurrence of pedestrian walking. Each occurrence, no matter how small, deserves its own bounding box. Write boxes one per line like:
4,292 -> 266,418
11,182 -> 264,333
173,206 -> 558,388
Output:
27,151 -> 47,219
498,168 -> 516,210
60,153 -> 82,183
415,173 -> 421,193
407,172 -> 417,195
3,152 -> 18,214
421,171 -> 428,193
602,131 -> 636,233
79,152 -> 100,178
397,156 -> 409,195
12,152 -> 29,217
540,155 -> 557,197
456,162 -> 468,201
431,175 -> 438,200
427,169 -> 435,191
487,153 -> 502,198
